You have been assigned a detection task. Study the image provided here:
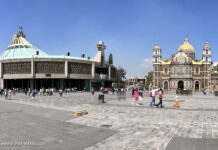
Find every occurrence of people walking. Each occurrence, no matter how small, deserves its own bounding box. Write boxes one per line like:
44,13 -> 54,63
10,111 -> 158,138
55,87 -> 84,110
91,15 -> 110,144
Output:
91,87 -> 94,95
59,89 -> 63,97
150,87 -> 159,106
8,89 -> 12,100
134,88 -> 139,105
132,88 -> 135,97
156,88 -> 163,108
4,89 -> 8,100
173,94 -> 180,108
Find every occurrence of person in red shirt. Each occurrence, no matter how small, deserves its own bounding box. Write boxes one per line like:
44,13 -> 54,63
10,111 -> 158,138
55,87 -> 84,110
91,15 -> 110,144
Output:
156,88 -> 163,108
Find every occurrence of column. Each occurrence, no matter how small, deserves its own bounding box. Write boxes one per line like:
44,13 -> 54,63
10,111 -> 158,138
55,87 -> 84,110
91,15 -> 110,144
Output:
0,79 -> 4,89
65,60 -> 68,78
0,62 -> 3,89
108,65 -> 111,79
31,59 -> 35,78
0,62 -> 2,78
30,79 -> 34,89
91,63 -> 95,78
60,79 -> 64,89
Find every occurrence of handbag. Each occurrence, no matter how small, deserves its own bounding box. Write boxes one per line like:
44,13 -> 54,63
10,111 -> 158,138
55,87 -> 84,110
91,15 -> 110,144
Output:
149,92 -> 152,97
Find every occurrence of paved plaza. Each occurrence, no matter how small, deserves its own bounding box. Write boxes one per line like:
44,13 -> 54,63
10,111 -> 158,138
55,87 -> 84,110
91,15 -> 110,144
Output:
1,91 -> 218,150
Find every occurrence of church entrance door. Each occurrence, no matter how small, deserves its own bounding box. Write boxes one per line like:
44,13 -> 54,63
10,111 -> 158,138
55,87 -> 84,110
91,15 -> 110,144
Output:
195,81 -> 200,92
178,80 -> 184,90
164,81 -> 168,90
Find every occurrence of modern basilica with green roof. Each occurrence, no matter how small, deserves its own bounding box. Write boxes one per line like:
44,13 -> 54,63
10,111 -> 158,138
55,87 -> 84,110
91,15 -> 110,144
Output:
0,27 -> 117,90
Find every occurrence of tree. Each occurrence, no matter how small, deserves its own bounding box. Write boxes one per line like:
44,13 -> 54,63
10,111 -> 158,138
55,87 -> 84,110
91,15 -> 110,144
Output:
108,53 -> 113,65
117,66 -> 126,81
145,71 -> 153,89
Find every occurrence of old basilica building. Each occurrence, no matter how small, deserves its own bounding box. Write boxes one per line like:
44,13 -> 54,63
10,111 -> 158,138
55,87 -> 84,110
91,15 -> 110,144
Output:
153,38 -> 213,91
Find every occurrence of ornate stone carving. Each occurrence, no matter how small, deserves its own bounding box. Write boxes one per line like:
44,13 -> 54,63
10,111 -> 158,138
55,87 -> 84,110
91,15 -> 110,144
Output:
35,62 -> 65,73
68,62 -> 91,74
3,62 -> 31,74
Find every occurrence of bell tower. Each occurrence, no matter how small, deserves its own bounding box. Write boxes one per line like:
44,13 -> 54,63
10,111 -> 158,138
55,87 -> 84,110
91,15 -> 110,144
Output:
153,42 -> 162,88
202,41 -> 212,89
93,41 -> 106,65
202,41 -> 211,64
153,42 -> 161,64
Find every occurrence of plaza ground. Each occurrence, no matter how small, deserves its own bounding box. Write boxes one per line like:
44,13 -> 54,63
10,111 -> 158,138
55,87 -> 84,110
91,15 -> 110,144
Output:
1,91 -> 218,150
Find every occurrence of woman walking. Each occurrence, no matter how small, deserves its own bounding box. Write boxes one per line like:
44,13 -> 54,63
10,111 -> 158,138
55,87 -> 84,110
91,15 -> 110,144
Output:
156,88 -> 163,108
134,88 -> 139,106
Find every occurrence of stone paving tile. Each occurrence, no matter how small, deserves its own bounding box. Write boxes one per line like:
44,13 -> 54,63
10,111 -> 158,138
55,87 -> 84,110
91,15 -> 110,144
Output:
2,92 -> 218,150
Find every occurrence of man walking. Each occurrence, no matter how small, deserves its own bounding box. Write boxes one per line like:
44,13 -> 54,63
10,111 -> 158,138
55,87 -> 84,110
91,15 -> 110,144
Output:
150,87 -> 159,106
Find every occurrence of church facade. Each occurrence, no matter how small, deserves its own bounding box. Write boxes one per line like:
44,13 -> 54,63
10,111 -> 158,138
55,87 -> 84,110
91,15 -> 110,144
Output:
153,38 -> 212,91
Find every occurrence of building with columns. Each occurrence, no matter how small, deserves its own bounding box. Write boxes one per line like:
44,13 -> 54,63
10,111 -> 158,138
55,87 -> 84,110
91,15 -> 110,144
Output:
0,27 -> 117,90
153,38 -> 213,91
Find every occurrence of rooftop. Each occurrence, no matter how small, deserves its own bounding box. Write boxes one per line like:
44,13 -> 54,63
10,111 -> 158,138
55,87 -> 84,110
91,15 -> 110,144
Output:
0,27 -> 92,61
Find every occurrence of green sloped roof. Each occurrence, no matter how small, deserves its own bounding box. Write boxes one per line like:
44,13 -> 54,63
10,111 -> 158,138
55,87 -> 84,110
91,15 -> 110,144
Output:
0,46 -> 48,60
0,27 -> 93,62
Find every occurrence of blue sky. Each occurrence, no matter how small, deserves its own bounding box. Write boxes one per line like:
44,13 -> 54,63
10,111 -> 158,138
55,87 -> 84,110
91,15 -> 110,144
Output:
0,0 -> 218,77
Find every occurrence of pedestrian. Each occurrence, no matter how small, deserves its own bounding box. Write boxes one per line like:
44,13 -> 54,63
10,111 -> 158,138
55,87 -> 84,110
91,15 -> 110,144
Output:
134,88 -> 139,105
8,89 -> 12,100
59,89 -> 63,97
156,88 -> 163,108
203,89 -> 207,96
132,88 -> 135,97
24,88 -> 27,95
173,94 -> 180,108
112,87 -> 114,94
91,87 -> 94,95
4,89 -> 8,100
32,89 -> 35,99
150,87 -> 159,106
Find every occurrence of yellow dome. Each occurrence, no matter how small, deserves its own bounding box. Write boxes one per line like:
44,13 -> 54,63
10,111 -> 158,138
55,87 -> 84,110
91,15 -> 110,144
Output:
154,42 -> 160,49
204,41 -> 211,49
178,38 -> 194,52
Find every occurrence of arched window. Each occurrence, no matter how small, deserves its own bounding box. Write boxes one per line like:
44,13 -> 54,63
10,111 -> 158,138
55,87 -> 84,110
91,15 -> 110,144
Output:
165,68 -> 168,74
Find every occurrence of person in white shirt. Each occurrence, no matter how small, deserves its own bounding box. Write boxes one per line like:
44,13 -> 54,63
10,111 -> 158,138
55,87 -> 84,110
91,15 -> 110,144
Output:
150,87 -> 159,106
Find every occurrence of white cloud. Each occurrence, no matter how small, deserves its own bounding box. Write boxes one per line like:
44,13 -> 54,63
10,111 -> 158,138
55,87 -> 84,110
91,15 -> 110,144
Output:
141,58 -> 153,75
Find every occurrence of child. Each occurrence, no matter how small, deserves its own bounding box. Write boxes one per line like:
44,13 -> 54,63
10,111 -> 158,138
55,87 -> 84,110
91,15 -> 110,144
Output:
173,94 -> 179,108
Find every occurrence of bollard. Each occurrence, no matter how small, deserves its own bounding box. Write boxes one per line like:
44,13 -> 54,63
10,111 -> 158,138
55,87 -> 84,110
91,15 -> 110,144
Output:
215,91 -> 218,96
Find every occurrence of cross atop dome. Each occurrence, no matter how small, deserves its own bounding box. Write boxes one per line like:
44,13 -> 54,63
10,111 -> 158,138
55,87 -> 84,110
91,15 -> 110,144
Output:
204,41 -> 211,49
184,37 -> 189,44
154,41 -> 160,49
19,26 -> 23,32
17,26 -> 26,38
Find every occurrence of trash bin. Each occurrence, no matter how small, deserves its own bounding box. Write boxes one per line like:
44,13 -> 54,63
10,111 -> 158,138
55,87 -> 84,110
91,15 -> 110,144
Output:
215,91 -> 218,96
98,94 -> 104,103
139,92 -> 143,97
